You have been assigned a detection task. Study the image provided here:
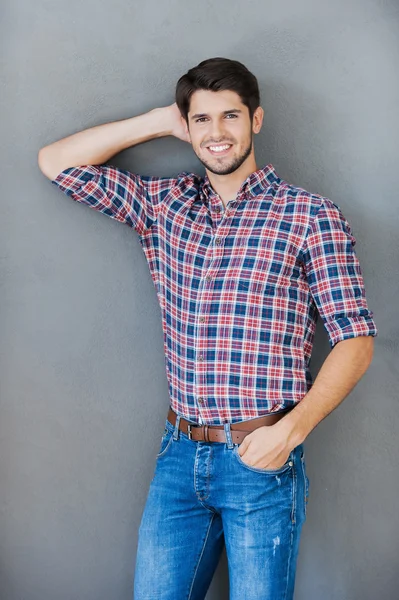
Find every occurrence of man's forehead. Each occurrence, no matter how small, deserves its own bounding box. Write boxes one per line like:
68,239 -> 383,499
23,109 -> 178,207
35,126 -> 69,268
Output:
188,89 -> 245,114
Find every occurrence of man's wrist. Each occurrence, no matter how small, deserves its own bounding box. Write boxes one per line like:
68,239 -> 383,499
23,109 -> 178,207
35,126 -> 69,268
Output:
148,106 -> 174,138
278,406 -> 312,449
123,107 -> 173,148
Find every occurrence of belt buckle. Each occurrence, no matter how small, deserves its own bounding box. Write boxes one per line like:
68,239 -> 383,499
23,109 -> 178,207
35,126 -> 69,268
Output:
187,424 -> 192,440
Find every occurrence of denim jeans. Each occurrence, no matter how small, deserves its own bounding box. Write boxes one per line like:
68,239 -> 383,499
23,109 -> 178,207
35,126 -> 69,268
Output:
134,414 -> 309,600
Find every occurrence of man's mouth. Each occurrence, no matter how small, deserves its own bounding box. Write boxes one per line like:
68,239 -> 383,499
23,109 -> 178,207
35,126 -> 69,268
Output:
206,144 -> 233,157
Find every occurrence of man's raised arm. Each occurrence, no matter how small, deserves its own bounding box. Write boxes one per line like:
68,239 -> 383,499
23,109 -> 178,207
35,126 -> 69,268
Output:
38,103 -> 188,181
37,104 -> 190,234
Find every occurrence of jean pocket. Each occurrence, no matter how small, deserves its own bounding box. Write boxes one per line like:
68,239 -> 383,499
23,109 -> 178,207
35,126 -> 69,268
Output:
232,445 -> 293,475
156,424 -> 174,458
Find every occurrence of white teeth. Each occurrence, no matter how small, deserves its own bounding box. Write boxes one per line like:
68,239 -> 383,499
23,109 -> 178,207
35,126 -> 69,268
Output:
209,144 -> 231,152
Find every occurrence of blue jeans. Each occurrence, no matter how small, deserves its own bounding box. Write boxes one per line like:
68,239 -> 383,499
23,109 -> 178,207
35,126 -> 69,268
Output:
134,414 -> 309,600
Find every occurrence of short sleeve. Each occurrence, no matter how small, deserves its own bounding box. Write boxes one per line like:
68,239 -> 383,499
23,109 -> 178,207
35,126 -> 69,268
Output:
51,164 -> 177,236
302,198 -> 378,348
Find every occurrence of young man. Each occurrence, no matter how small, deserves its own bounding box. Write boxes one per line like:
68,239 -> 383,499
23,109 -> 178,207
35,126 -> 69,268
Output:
38,57 -> 377,599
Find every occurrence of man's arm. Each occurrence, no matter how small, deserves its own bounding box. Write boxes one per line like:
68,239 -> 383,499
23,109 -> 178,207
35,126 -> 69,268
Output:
238,336 -> 374,470
38,103 -> 189,234
280,335 -> 374,448
238,197 -> 377,470
38,103 -> 188,180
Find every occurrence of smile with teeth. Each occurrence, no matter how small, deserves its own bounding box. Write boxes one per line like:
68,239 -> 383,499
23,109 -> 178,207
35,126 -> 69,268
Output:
207,144 -> 233,155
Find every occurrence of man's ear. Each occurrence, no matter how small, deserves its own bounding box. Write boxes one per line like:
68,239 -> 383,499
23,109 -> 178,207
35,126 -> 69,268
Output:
252,106 -> 264,135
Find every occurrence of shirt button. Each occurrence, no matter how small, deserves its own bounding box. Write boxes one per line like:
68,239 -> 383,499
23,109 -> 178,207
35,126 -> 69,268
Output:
199,316 -> 206,322
205,274 -> 212,281
215,207 -> 221,213
198,397 -> 204,404
215,238 -> 222,245
198,354 -> 204,361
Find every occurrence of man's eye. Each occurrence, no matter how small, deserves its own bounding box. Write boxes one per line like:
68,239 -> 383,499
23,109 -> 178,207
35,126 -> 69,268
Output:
195,114 -> 237,123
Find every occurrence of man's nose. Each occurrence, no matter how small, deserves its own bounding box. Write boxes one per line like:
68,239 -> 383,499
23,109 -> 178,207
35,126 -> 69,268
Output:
209,120 -> 226,141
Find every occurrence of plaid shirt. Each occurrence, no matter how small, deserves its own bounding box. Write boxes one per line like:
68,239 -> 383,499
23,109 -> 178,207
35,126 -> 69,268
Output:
52,163 -> 377,425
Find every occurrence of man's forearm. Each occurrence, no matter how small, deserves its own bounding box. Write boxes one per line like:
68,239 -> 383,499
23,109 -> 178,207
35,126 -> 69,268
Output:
282,336 -> 375,448
38,107 -> 173,181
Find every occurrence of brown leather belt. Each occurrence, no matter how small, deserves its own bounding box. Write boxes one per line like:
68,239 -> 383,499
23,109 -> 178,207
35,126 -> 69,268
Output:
167,406 -> 292,445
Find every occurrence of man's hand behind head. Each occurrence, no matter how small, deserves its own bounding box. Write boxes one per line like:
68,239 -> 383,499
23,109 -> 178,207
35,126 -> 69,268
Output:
166,103 -> 191,143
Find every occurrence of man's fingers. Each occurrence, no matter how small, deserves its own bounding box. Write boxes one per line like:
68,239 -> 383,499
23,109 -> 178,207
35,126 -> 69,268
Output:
238,437 -> 251,456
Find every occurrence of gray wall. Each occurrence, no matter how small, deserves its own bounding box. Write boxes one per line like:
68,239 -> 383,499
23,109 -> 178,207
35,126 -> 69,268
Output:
1,0 -> 398,598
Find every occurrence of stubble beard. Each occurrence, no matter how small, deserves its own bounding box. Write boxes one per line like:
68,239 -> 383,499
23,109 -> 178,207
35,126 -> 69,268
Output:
195,138 -> 253,176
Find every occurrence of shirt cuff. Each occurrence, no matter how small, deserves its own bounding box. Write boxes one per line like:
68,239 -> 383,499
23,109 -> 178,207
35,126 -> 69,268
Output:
325,314 -> 378,348
51,165 -> 99,195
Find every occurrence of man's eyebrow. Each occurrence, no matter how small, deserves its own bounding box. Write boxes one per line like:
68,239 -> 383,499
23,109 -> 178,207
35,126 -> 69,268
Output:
190,109 -> 242,120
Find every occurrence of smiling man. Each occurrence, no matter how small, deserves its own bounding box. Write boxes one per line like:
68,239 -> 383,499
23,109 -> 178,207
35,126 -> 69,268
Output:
38,57 -> 377,600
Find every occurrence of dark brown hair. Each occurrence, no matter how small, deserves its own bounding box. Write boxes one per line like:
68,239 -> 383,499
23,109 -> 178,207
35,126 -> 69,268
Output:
175,57 -> 260,123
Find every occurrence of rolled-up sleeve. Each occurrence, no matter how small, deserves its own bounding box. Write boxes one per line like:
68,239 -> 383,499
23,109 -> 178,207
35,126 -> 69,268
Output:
302,198 -> 378,348
51,165 -> 176,236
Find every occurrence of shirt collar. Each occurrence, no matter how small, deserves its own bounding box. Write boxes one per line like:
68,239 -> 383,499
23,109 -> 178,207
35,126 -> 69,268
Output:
200,163 -> 280,205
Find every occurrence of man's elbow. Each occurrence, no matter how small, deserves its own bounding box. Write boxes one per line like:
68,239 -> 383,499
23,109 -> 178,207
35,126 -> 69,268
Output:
351,335 -> 375,370
363,335 -> 375,368
336,335 -> 375,370
37,146 -> 63,181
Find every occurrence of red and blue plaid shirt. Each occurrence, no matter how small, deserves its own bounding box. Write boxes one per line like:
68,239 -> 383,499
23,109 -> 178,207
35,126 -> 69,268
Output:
52,163 -> 377,425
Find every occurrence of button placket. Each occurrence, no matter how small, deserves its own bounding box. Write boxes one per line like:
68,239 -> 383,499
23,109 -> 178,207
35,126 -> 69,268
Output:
195,196 -> 238,419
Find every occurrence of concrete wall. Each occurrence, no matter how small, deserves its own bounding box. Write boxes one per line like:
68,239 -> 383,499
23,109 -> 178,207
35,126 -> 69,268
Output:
1,0 -> 398,598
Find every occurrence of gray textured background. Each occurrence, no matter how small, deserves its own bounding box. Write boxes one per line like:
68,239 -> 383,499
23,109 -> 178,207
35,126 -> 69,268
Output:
1,0 -> 398,598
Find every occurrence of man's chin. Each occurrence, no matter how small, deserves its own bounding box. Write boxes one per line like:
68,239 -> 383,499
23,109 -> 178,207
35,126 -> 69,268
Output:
198,157 -> 241,176
195,142 -> 253,176
205,164 -> 238,176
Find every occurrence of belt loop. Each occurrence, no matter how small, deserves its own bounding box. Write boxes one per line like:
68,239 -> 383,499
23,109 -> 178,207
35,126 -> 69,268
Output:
173,415 -> 181,440
224,423 -> 234,449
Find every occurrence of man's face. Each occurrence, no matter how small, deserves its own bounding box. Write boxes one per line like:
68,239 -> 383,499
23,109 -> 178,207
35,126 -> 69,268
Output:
184,89 -> 263,176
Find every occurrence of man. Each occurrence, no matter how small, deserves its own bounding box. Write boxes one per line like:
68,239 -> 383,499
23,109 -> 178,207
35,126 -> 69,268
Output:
38,57 -> 377,599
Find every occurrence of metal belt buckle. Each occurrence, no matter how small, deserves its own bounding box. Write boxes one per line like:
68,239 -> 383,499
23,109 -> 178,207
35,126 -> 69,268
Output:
187,424 -> 193,440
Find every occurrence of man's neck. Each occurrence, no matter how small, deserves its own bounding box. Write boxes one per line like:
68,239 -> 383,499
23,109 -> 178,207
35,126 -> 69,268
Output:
205,156 -> 258,208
